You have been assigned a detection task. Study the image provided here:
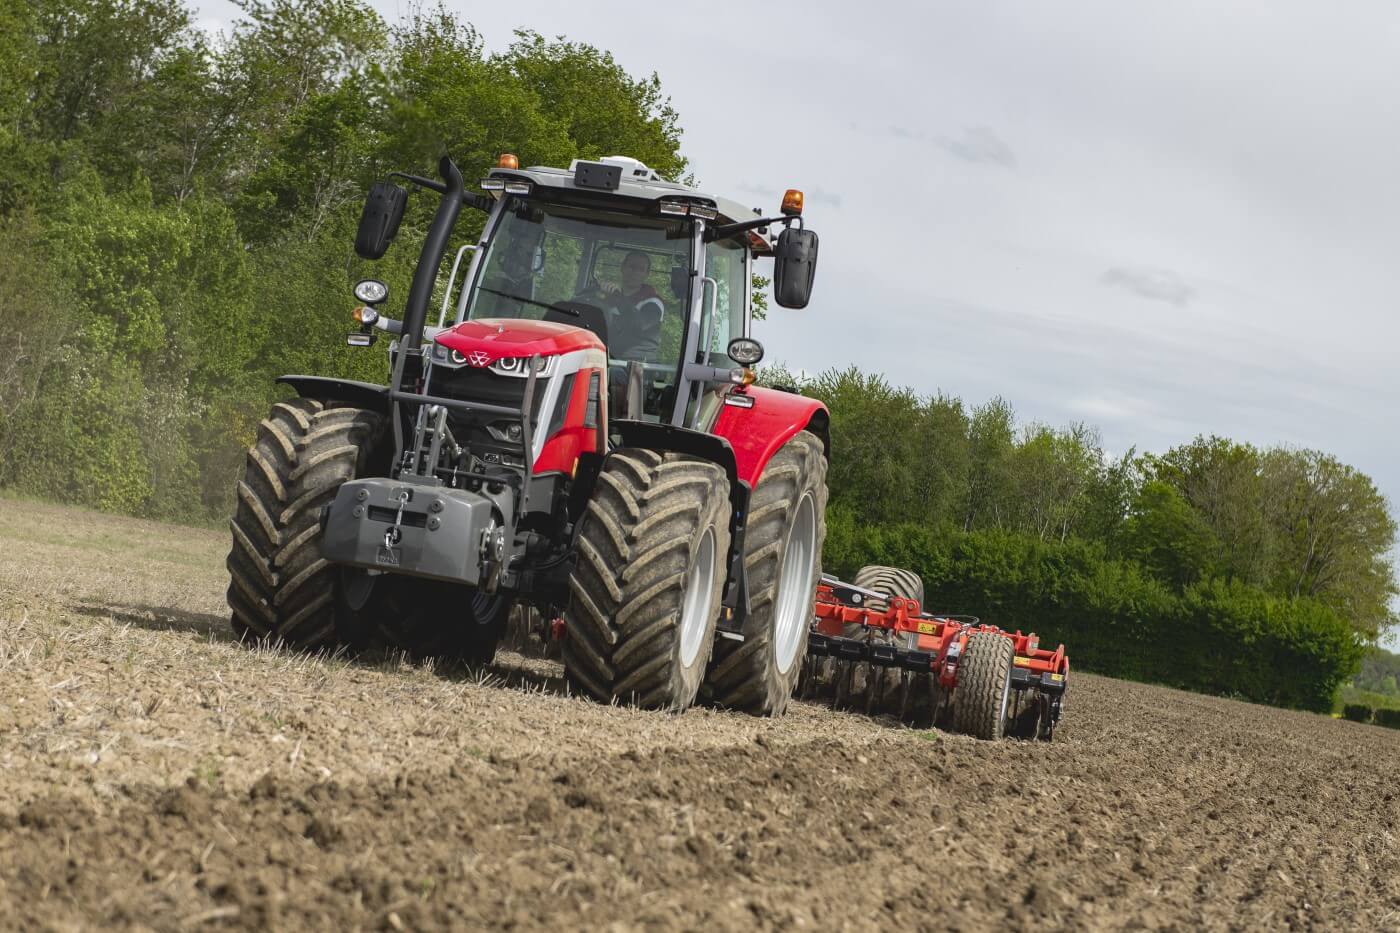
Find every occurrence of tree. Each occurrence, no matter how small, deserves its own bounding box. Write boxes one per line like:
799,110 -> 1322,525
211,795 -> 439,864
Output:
1261,447 -> 1398,639
1122,480 -> 1217,588
962,397 -> 1016,531
1144,436 -> 1271,585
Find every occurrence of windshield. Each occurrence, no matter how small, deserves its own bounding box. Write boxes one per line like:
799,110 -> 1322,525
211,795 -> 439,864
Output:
465,201 -> 693,353
463,199 -> 694,420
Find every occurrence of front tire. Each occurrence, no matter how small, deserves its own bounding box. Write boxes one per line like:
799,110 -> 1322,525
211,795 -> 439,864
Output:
563,450 -> 731,711
226,399 -> 383,651
705,430 -> 828,716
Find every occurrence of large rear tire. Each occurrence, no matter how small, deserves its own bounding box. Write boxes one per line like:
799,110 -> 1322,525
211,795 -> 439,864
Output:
704,430 -> 827,717
226,399 -> 383,651
952,631 -> 1015,740
563,450 -> 731,711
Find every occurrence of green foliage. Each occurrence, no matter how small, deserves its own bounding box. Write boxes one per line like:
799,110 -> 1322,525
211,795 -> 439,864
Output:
1375,708 -> 1400,729
1343,703 -> 1374,723
1354,646 -> 1400,697
0,0 -> 690,523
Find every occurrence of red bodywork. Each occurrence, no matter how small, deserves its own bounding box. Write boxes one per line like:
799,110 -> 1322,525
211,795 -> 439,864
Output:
812,583 -> 1069,692
434,319 -> 607,476
434,317 -> 605,364
434,321 -> 828,485
533,370 -> 600,475
712,385 -> 828,486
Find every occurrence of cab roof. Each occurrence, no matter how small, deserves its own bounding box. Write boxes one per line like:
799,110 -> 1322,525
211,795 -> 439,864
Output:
483,156 -> 776,254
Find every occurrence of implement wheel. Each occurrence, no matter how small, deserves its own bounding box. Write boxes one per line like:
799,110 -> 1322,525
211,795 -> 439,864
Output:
852,565 -> 924,610
705,430 -> 828,717
952,632 -> 1015,740
850,565 -> 925,716
226,399 -> 383,651
563,450 -> 730,711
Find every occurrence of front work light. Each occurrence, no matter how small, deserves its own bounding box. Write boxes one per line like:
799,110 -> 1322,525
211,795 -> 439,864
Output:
727,337 -> 765,365
354,278 -> 389,305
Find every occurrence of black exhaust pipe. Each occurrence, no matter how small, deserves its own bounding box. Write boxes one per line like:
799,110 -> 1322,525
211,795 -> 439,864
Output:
400,155 -> 464,356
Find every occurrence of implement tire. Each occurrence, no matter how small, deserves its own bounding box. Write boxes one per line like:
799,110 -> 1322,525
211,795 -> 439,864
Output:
563,449 -> 730,711
851,564 -> 925,716
852,565 -> 924,611
952,631 -> 1015,740
226,398 -> 383,651
704,430 -> 828,717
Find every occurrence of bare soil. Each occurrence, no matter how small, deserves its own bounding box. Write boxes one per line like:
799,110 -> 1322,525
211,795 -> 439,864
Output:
2,496 -> 1399,931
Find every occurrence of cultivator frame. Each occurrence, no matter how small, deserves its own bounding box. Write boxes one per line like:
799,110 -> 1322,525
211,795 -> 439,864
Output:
798,575 -> 1069,740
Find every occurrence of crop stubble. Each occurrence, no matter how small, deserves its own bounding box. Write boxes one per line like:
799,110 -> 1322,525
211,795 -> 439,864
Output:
1,498 -> 1398,931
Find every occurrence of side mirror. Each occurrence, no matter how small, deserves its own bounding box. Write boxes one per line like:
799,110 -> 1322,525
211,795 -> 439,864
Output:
355,182 -> 408,260
773,226 -> 818,309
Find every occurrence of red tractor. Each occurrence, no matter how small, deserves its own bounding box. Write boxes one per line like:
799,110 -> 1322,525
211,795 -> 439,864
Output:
227,152 -> 1070,736
227,154 -> 827,715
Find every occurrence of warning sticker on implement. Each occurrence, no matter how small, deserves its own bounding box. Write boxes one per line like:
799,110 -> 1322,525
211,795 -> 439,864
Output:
1014,657 -> 1031,666
916,622 -> 937,635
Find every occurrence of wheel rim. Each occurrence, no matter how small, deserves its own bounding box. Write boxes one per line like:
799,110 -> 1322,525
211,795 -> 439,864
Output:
678,527 -> 717,668
997,661 -> 1013,736
773,491 -> 817,676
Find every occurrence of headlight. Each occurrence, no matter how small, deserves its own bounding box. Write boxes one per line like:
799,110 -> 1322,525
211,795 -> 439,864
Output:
354,278 -> 388,305
489,356 -> 556,378
727,337 -> 765,365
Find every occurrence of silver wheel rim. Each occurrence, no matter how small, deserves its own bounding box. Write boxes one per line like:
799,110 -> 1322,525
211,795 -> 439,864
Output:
678,527 -> 717,668
997,656 -> 1012,734
773,492 -> 817,676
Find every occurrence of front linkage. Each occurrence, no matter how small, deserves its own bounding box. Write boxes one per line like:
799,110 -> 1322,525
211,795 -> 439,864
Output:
798,575 -> 1068,740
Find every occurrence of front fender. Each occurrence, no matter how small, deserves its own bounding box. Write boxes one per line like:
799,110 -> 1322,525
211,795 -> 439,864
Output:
277,375 -> 390,414
711,386 -> 829,486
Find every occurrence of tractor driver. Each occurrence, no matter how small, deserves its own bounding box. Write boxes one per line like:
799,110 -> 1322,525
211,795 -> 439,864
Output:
592,250 -> 664,362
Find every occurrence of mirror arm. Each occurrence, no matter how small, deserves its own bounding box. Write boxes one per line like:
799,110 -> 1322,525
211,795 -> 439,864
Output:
389,172 -> 494,214
705,214 -> 797,242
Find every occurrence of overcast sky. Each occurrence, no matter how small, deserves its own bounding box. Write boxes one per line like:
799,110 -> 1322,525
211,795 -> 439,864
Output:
199,0 -> 1400,556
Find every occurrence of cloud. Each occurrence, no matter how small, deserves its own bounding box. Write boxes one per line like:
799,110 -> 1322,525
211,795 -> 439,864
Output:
734,182 -> 842,209
935,126 -> 1016,168
1100,266 -> 1197,307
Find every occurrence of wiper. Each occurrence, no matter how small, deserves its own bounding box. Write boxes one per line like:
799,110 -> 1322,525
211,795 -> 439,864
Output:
475,286 -> 581,318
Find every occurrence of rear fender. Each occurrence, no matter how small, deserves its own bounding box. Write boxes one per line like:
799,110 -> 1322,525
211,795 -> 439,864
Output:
277,375 -> 390,414
711,386 -> 829,486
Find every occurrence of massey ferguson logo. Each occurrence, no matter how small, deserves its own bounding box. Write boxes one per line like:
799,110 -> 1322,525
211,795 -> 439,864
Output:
467,350 -> 491,368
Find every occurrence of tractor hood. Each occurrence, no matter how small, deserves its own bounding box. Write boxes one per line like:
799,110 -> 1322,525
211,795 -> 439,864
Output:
432,317 -> 605,367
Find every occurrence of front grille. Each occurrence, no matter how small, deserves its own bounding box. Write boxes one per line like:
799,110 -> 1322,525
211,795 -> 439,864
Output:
427,366 -> 549,460
431,365 -> 530,412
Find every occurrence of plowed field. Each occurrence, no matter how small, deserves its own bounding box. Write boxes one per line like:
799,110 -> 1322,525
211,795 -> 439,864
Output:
2,498 -> 1398,931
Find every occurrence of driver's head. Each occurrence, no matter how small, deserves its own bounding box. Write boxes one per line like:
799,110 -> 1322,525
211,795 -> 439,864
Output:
501,240 -> 533,281
621,250 -> 651,293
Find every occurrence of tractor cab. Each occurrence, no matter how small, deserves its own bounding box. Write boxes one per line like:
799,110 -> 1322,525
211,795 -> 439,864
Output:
453,154 -> 800,427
